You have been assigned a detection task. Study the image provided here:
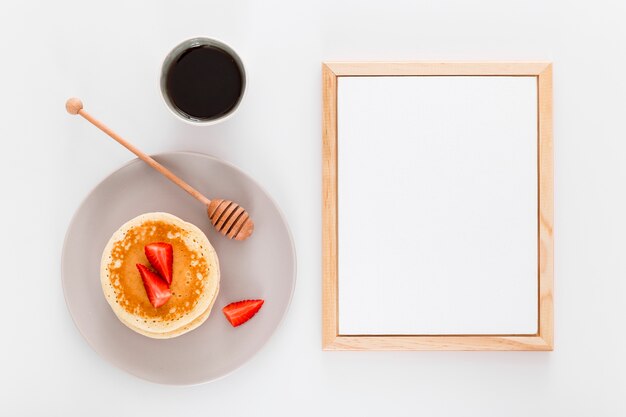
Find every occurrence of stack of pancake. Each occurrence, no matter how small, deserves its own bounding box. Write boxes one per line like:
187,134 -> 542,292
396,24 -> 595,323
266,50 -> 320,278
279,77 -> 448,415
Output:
100,212 -> 220,338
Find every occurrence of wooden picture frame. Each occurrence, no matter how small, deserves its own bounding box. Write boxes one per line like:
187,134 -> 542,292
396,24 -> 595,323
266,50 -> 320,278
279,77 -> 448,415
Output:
322,62 -> 553,351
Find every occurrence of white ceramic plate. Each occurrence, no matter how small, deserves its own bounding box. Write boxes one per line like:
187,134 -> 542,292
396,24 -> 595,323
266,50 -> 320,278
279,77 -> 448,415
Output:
62,152 -> 296,385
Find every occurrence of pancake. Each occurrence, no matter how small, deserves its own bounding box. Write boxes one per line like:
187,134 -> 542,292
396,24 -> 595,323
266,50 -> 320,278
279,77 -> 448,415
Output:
100,212 -> 220,338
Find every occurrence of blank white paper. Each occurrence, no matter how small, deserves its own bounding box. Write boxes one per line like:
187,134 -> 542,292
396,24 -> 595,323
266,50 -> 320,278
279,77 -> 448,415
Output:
337,76 -> 538,335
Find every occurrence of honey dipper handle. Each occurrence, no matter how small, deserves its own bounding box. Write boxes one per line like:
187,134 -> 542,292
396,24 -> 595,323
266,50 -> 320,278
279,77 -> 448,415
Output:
66,98 -> 212,207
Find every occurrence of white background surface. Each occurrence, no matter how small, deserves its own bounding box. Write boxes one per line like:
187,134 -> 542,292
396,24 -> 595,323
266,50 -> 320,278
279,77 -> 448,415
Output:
1,0 -> 625,415
338,76 -> 538,335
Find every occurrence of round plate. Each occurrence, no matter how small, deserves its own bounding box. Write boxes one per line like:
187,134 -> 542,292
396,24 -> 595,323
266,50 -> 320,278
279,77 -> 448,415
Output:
62,152 -> 296,385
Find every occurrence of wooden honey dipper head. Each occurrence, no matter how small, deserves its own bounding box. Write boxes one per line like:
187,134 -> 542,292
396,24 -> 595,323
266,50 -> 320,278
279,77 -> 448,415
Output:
66,97 -> 255,241
208,199 -> 254,240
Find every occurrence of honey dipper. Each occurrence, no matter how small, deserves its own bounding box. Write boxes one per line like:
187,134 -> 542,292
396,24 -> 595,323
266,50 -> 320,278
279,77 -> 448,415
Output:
65,97 -> 254,241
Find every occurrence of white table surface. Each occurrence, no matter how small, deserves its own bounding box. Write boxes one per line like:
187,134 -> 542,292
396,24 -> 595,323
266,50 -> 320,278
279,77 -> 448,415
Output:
1,0 -> 625,415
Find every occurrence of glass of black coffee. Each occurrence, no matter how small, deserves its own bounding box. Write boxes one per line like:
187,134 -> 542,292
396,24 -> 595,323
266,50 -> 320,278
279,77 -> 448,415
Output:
160,37 -> 246,125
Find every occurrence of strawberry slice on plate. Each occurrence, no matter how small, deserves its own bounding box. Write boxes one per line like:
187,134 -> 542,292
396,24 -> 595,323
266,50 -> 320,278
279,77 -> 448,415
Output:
144,242 -> 173,285
136,264 -> 171,308
222,299 -> 264,327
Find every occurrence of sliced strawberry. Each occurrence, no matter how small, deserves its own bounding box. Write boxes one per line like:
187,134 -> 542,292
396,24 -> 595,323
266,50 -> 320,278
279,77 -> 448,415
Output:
144,242 -> 173,285
222,299 -> 264,327
136,264 -> 171,308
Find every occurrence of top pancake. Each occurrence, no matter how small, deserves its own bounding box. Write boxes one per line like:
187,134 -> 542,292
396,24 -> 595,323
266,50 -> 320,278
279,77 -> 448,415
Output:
100,212 -> 220,337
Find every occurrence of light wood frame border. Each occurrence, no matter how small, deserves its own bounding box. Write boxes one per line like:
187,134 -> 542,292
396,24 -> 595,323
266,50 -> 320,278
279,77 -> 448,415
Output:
322,62 -> 553,351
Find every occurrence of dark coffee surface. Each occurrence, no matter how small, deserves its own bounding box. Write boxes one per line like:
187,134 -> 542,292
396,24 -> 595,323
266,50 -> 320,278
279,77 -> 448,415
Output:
165,45 -> 243,120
